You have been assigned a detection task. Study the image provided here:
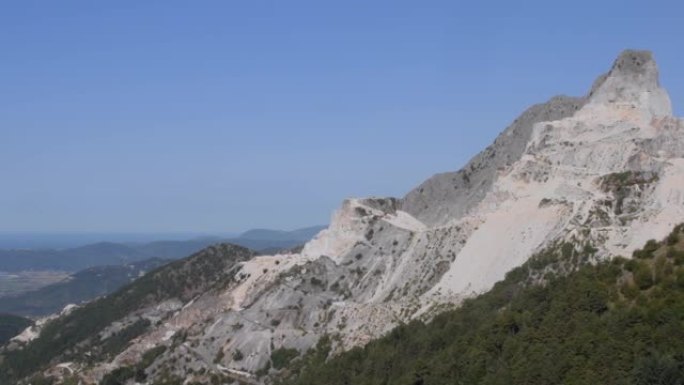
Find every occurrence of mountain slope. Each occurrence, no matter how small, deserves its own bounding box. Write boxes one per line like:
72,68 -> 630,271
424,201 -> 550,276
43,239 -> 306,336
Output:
402,94 -> 586,226
281,226 -> 684,385
0,244 -> 254,383
4,50 -> 684,385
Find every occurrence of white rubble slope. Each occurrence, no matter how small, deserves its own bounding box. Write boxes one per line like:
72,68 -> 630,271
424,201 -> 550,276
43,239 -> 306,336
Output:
61,50 -> 684,383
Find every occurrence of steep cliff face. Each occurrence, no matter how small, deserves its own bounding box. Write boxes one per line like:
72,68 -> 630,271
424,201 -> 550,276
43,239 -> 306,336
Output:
12,50 -> 684,384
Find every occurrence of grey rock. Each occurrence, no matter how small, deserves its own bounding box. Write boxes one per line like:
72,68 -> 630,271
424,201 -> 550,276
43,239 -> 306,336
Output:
402,95 -> 586,226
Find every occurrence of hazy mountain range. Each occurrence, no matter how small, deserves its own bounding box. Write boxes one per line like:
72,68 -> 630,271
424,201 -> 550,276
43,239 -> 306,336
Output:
0,226 -> 325,272
0,226 -> 324,318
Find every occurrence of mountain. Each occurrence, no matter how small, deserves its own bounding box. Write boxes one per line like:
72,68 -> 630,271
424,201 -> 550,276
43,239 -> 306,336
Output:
3,49 -> 684,385
281,226 -> 684,385
232,226 -> 327,254
0,258 -> 169,317
0,244 -> 254,383
0,227 -> 325,273
0,315 -> 32,345
238,226 -> 326,242
0,243 -> 164,272
0,232 -> 234,250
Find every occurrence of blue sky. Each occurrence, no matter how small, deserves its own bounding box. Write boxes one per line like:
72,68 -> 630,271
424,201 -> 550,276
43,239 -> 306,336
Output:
2,0 -> 683,233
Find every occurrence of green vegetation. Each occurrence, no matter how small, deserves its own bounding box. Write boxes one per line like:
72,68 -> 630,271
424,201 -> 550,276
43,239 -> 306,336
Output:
7,227 -> 684,384
214,348 -> 225,364
0,313 -> 32,344
599,171 -> 659,216
101,366 -> 136,385
281,227 -> 684,385
100,345 -> 167,385
600,171 -> 658,188
0,244 -> 254,383
100,318 -> 152,359
140,345 -> 168,370
149,372 -> 185,385
271,347 -> 300,369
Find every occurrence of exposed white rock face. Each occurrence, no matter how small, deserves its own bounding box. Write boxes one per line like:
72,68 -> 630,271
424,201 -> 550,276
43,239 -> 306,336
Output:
424,50 -> 681,299
588,50 -> 672,118
57,50 -> 684,384
10,304 -> 79,344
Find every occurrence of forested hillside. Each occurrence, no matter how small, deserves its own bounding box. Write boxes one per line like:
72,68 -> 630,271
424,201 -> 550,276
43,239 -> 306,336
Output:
280,226 -> 684,385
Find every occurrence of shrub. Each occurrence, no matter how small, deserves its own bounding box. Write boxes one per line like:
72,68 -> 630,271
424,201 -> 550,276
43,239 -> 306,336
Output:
102,366 -> 136,385
28,375 -> 55,385
632,354 -> 684,385
232,349 -> 244,361
677,270 -> 684,289
667,247 -> 684,266
214,349 -> 224,364
140,345 -> 167,369
624,259 -> 639,272
667,231 -> 679,246
654,256 -> 670,282
633,262 -> 654,290
271,347 -> 299,369
645,239 -> 659,251
621,281 -> 639,300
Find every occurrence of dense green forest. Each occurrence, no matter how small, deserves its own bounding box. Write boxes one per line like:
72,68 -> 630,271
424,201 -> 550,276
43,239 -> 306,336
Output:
280,227 -> 684,385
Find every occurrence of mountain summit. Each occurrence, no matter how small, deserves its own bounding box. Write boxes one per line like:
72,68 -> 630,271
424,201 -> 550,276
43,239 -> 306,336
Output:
588,49 -> 672,116
5,50 -> 684,384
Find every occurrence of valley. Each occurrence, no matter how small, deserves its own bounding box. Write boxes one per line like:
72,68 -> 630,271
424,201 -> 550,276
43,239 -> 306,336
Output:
0,271 -> 70,299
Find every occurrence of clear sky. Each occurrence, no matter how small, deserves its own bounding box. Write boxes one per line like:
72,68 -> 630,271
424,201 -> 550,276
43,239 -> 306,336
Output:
2,0 -> 683,234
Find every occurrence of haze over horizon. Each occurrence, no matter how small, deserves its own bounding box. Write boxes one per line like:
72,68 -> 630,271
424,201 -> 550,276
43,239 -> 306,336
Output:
3,0 -> 684,233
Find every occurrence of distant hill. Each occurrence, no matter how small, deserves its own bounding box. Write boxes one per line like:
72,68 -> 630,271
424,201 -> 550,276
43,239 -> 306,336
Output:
0,258 -> 169,318
233,225 -> 325,252
127,239 -> 227,260
0,314 -> 32,345
238,226 -> 325,242
0,240 -> 191,272
0,244 -> 255,383
0,232 -> 232,250
0,226 -> 325,272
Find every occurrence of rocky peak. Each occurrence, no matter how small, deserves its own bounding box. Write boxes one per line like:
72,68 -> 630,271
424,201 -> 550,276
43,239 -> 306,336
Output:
588,49 -> 672,117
